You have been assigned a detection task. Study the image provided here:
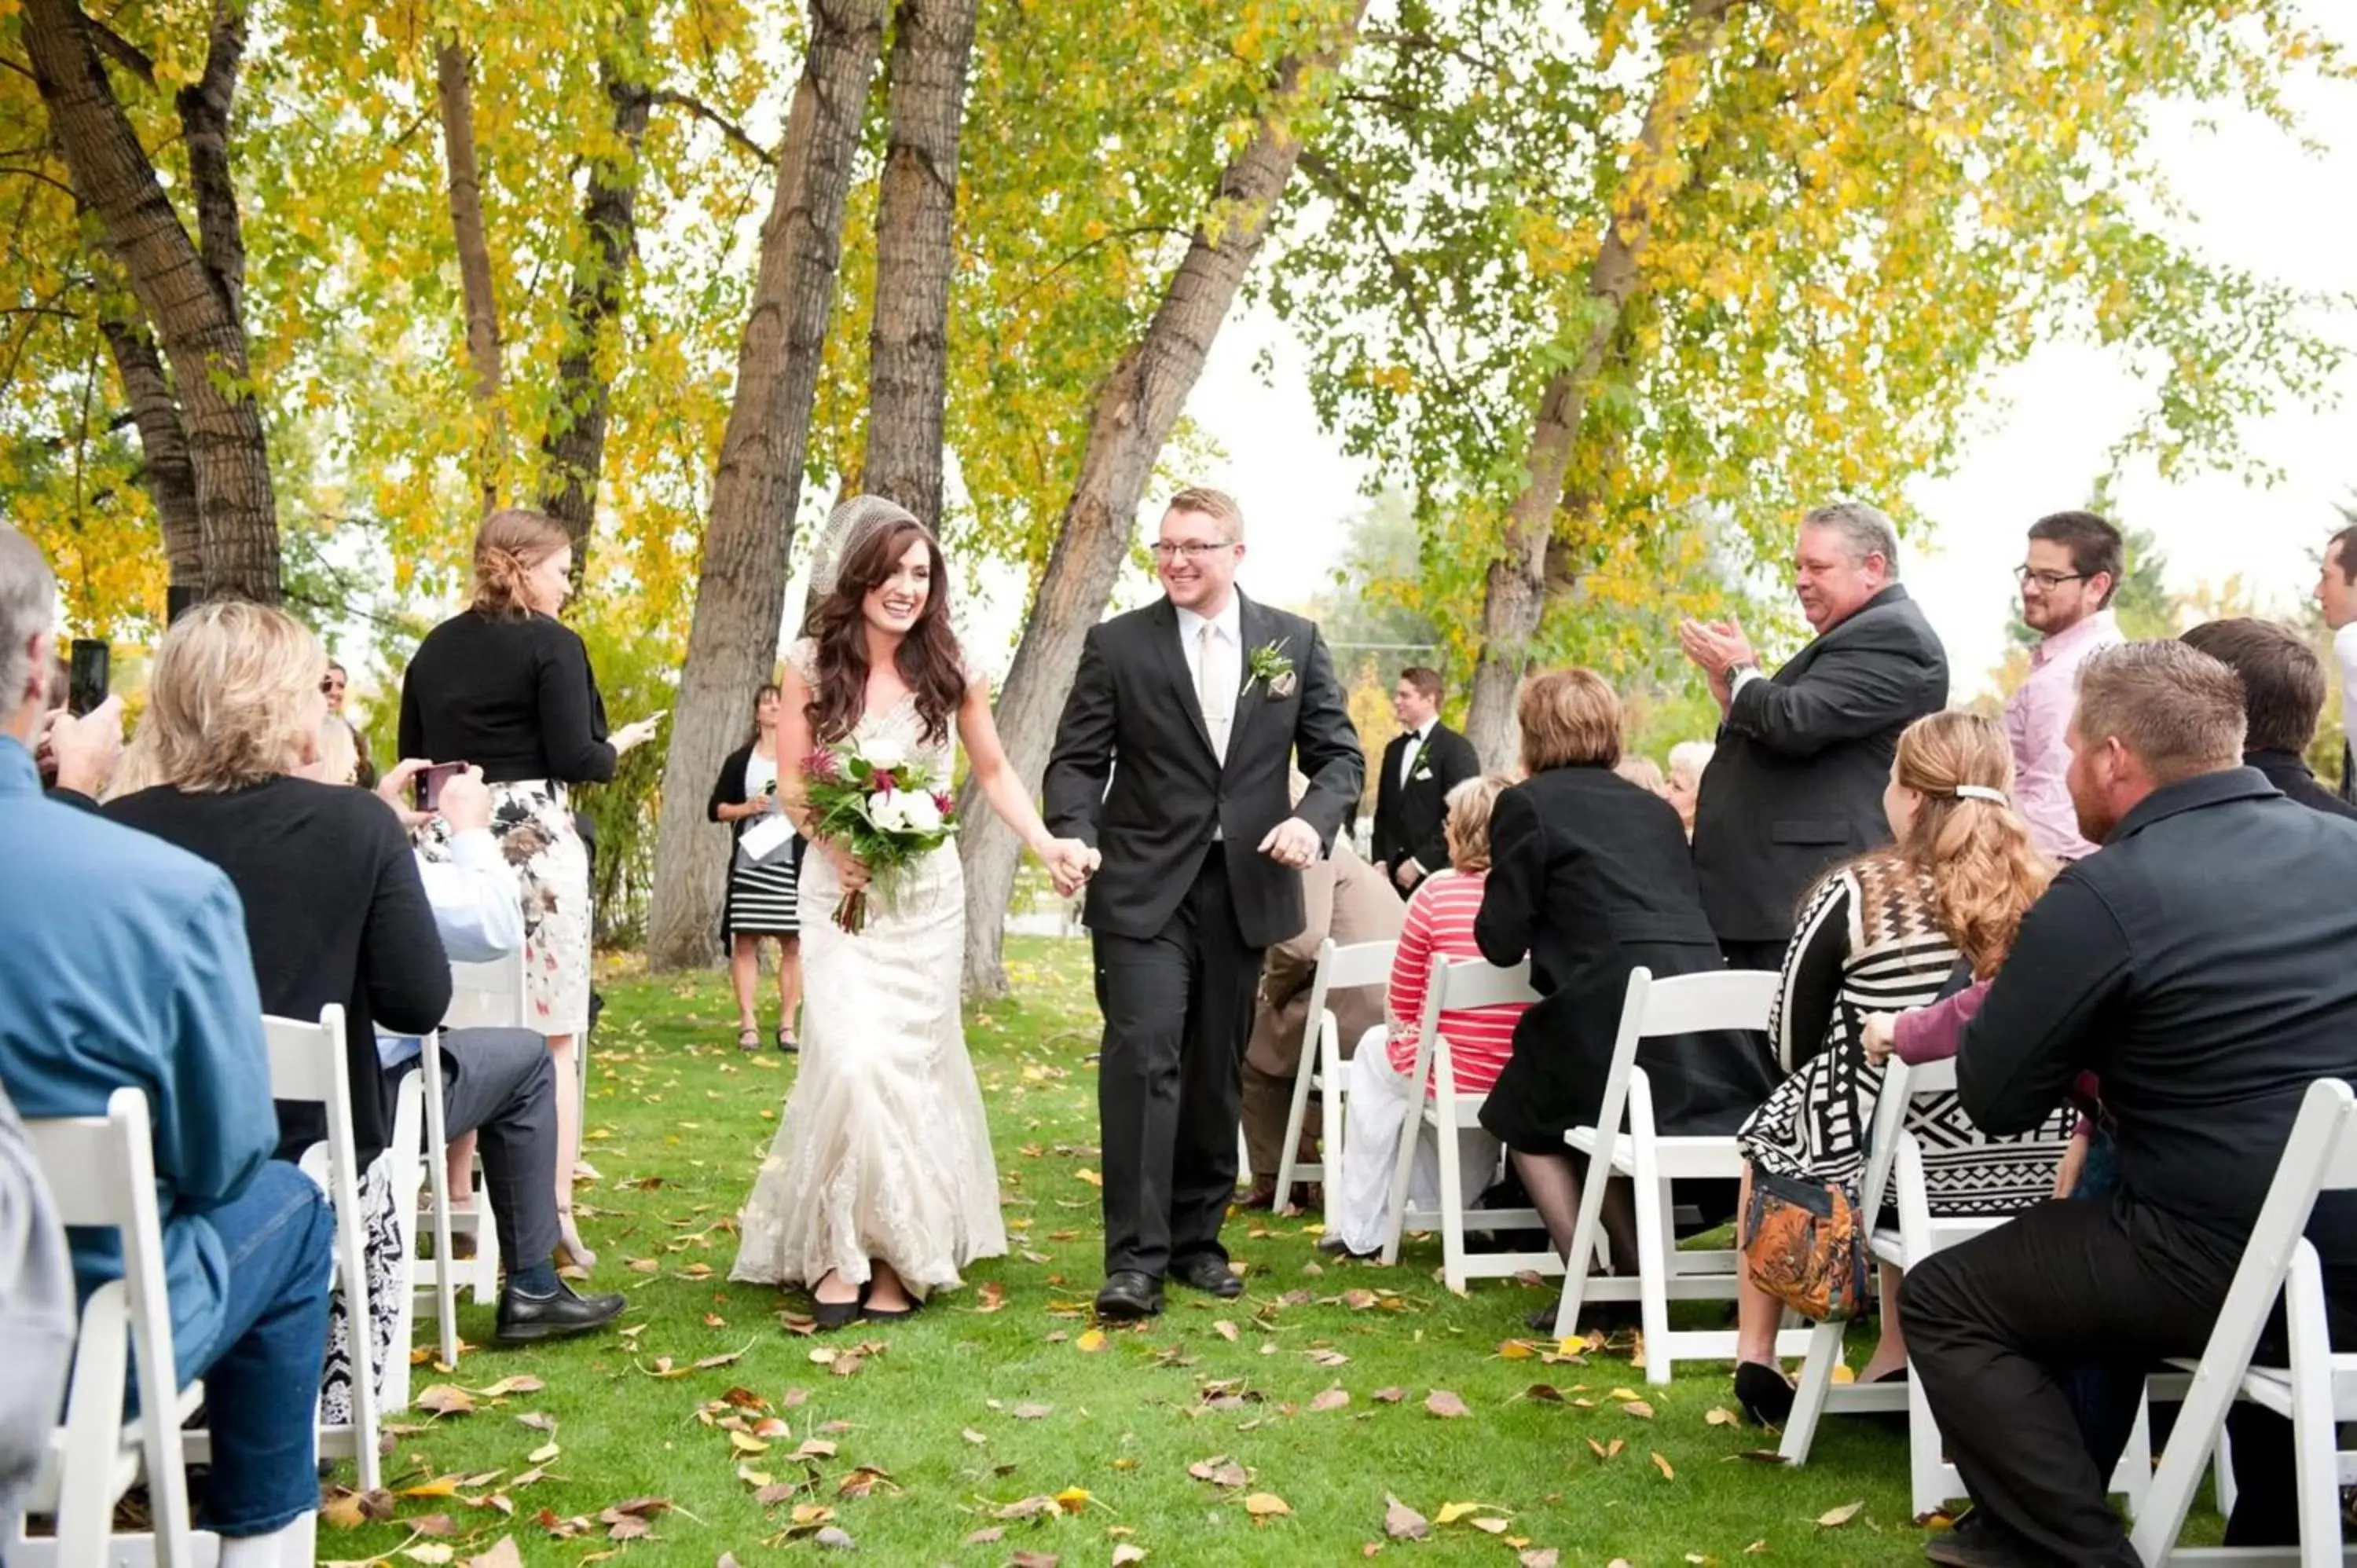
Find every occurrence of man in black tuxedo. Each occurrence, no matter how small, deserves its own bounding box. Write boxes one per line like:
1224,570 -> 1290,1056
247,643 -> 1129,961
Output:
1045,487 -> 1363,1321
1369,665 -> 1479,896
1677,501 -> 1948,972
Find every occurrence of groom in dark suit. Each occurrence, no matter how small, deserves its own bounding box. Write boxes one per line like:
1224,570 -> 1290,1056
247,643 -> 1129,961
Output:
1678,501 -> 1948,973
1369,666 -> 1480,896
1045,486 -> 1364,1320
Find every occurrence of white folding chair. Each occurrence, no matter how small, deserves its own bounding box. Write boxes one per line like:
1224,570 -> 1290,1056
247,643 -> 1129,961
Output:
1275,937 -> 1398,1203
13,1088 -> 215,1568
215,1007 -> 380,1493
1378,958 -> 1552,1290
1551,966 -> 1815,1383
415,1032 -> 500,1343
380,1067 -> 426,1414
2132,1078 -> 2357,1566
1776,1057 -> 2146,1519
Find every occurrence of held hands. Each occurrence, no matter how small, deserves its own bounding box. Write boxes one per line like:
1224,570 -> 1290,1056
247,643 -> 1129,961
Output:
1259,815 -> 1321,871
1042,838 -> 1100,899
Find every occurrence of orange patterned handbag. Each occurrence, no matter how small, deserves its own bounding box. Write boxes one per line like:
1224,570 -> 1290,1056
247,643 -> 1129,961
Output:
1740,1168 -> 1871,1322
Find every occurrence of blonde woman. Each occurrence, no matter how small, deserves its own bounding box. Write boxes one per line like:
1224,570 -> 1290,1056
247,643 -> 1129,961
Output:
1728,710 -> 2072,1425
399,509 -> 663,1269
1321,775 -> 1528,1258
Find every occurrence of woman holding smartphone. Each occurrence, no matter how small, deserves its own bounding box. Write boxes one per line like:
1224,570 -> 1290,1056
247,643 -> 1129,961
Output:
399,507 -> 662,1269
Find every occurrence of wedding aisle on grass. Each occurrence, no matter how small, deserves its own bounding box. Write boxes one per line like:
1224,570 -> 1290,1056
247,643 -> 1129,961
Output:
336,939 -> 1959,1566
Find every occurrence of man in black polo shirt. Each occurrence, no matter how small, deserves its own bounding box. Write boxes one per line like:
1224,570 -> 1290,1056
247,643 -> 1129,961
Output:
1902,640 -> 2357,1568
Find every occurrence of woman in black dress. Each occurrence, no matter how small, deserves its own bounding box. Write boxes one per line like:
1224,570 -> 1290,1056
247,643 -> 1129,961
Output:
399,507 -> 663,1269
1475,669 -> 1777,1280
709,683 -> 805,1053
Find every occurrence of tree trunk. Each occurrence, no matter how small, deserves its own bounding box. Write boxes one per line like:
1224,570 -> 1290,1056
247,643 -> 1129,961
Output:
22,0 -> 280,603
643,0 -> 889,971
1460,0 -> 1739,771
540,43 -> 654,570
436,40 -> 507,515
94,314 -> 204,598
860,0 -> 978,523
957,3 -> 1370,998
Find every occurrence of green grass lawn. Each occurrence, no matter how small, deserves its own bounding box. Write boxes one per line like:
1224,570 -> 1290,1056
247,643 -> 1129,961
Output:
328,938 -> 2062,1566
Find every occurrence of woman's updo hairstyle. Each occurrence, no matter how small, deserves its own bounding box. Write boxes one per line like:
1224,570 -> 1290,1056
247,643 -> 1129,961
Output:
471,508 -> 570,620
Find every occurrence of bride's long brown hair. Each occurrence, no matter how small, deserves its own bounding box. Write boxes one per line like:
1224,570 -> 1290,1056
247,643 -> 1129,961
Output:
1884,710 -> 2053,976
805,510 -> 967,747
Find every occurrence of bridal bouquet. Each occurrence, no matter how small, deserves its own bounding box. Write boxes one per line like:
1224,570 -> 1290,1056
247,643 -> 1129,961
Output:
802,738 -> 959,934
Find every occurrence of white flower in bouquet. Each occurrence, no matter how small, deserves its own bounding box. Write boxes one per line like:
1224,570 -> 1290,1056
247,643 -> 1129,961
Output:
862,735 -> 913,771
868,789 -> 907,831
895,789 -> 944,833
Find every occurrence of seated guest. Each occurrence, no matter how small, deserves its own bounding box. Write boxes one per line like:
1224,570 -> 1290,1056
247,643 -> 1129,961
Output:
1322,775 -> 1526,1258
1474,669 -> 1776,1294
368,757 -> 625,1343
1240,778 -> 1405,1210
1903,642 -> 2357,1567
2181,617 -> 2357,820
107,602 -> 618,1346
0,528 -> 332,1566
1664,739 -> 1713,839
1612,753 -> 1669,796
1730,712 -> 2071,1426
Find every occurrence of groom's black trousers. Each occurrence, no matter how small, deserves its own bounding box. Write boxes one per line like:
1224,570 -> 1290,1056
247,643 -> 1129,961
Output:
1093,852 -> 1262,1279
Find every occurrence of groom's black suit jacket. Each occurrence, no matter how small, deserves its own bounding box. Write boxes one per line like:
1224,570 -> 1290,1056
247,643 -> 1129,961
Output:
1044,593 -> 1364,950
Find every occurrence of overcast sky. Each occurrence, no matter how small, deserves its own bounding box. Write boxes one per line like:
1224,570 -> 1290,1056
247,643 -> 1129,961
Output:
1025,8 -> 2357,703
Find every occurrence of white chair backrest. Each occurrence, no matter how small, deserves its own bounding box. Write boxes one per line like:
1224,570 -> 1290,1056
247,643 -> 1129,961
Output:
1430,955 -> 1535,1013
23,1087 -> 157,1233
1634,966 -> 1780,1040
1301,937 -> 1398,1063
261,1004 -> 349,1106
1853,1056 -> 1957,1220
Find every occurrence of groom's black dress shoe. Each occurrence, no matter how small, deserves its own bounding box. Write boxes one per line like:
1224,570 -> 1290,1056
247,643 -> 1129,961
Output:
1094,1271 -> 1164,1321
495,1280 -> 627,1344
1171,1255 -> 1244,1299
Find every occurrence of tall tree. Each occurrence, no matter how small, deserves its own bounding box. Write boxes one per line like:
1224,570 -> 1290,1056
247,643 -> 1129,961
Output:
860,0 -> 981,522
955,0 -> 1369,998
644,0 -> 890,971
436,40 -> 507,514
21,0 -> 281,602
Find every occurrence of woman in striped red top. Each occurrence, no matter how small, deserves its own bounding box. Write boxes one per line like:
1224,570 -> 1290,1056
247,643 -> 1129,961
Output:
1323,775 -> 1528,1258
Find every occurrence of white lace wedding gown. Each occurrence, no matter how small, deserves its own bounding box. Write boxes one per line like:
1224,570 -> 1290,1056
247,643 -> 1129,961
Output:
729,642 -> 1006,1298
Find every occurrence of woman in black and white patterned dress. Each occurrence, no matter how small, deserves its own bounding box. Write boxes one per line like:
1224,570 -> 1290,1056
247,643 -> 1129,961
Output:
709,683 -> 805,1053
1729,712 -> 2073,1425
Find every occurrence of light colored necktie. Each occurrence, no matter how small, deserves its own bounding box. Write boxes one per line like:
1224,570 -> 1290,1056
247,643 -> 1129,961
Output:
1197,623 -> 1230,762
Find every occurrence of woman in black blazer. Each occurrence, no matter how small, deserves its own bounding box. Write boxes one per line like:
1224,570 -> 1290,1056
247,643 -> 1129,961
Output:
707,683 -> 805,1053
1475,669 -> 1776,1281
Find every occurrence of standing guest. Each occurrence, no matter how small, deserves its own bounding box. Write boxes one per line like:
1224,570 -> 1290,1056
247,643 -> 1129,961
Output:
323,659 -> 377,788
1045,485 -> 1363,1322
2315,522 -> 2357,804
2182,617 -> 2357,820
1369,666 -> 1478,896
1664,738 -> 1714,839
0,529 -> 333,1568
2004,511 -> 2123,860
1901,642 -> 2357,1567
1323,775 -> 1526,1259
1680,502 -> 1948,971
1475,669 -> 1776,1294
1238,785 -> 1404,1211
400,507 -> 665,1271
1729,712 -> 2069,1427
708,683 -> 806,1053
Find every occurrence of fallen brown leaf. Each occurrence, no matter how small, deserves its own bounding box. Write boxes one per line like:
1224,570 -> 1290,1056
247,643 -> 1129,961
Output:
1519,1552 -> 1560,1568
1384,1496 -> 1428,1541
1011,1401 -> 1053,1420
417,1385 -> 475,1417
1424,1389 -> 1470,1419
1111,1546 -> 1148,1566
1243,1492 -> 1291,1519
1651,1452 -> 1675,1480
1309,1388 -> 1350,1412
1818,1500 -> 1864,1528
464,1541 -> 523,1568
1214,1320 -> 1239,1343
812,1526 -> 856,1550
1622,1401 -> 1655,1420
1373,1387 -> 1405,1404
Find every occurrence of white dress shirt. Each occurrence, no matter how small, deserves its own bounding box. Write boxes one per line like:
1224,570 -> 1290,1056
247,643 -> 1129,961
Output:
1175,594 -> 1244,764
377,826 -> 526,1068
1398,720 -> 1435,787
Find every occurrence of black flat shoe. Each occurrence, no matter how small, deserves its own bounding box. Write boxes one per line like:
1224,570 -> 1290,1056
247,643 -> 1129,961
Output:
1170,1255 -> 1243,1299
809,1273 -> 867,1330
776,1029 -> 799,1054
1922,1508 -> 2079,1568
494,1281 -> 626,1344
1316,1234 -> 1376,1259
1734,1360 -> 1796,1428
860,1295 -> 921,1322
1094,1270 -> 1164,1321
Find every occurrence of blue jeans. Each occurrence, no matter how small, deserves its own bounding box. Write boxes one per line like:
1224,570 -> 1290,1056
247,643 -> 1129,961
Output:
179,1161 -> 334,1535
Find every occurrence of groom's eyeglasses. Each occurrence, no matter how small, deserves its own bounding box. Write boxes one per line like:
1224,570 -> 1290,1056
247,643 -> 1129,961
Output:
1150,539 -> 1237,561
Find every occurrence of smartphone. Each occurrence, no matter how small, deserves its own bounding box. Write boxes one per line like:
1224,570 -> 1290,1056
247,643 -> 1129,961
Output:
68,639 -> 109,717
418,761 -> 466,812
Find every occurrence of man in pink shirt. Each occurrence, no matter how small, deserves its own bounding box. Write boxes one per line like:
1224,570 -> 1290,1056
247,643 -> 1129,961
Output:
2004,511 -> 2124,860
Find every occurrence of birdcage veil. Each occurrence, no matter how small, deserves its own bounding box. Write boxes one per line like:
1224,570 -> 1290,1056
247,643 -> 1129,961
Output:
807,493 -> 922,603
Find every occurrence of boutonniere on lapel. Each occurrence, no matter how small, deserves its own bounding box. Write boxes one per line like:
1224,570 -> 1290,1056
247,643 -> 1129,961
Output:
1243,638 -> 1297,699
1413,757 -> 1435,783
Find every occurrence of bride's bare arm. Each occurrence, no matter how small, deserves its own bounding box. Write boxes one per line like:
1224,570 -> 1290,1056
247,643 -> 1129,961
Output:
780,661 -> 870,888
958,676 -> 1095,890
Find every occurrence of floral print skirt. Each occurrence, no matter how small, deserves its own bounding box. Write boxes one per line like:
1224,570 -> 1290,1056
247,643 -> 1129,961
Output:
486,780 -> 592,1037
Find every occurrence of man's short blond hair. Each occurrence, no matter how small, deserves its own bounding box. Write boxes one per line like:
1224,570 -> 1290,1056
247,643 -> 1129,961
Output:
141,600 -> 327,793
1518,667 -> 1622,774
2073,640 -> 2245,786
1165,486 -> 1244,542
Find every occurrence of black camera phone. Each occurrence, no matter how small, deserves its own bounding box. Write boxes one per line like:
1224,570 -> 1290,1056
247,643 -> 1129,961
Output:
67,639 -> 109,716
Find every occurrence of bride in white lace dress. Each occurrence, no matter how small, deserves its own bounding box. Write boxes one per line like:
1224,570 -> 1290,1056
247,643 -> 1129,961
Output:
731,497 -> 1097,1324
